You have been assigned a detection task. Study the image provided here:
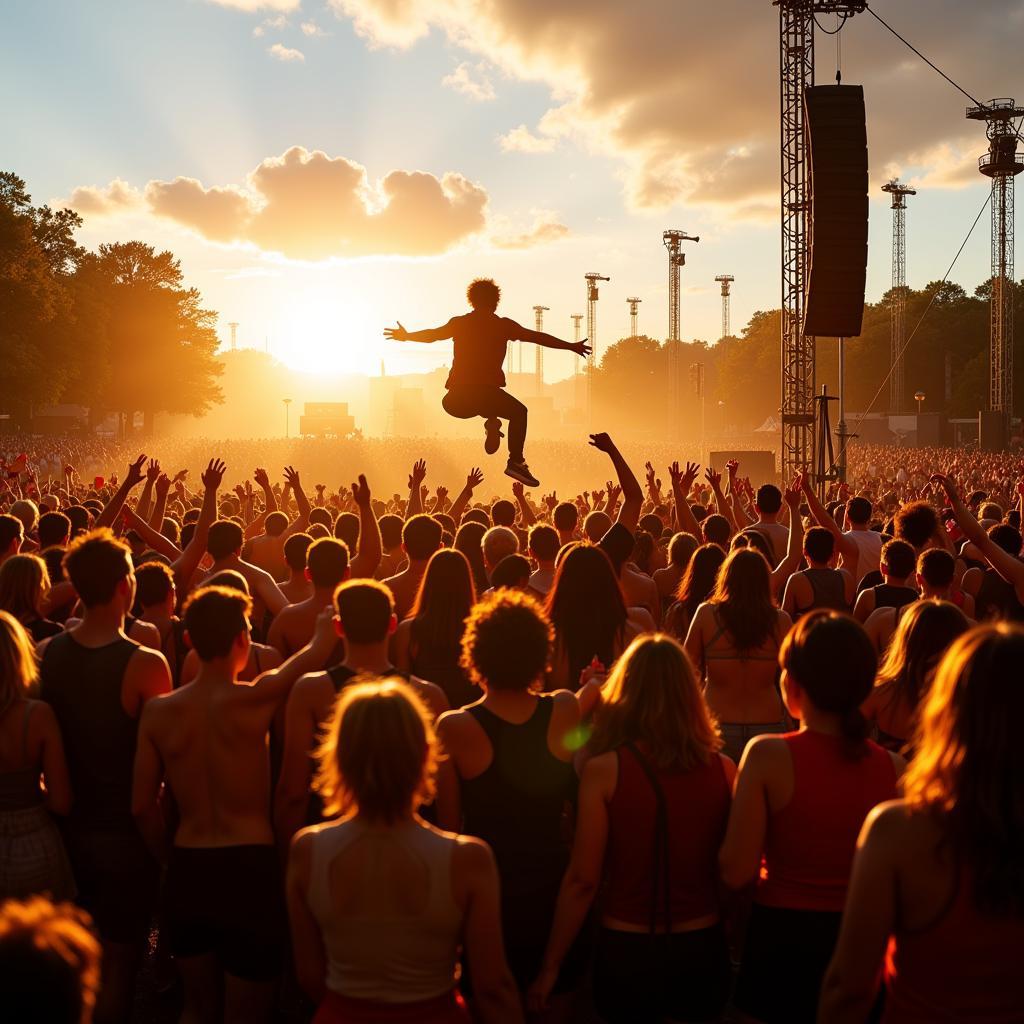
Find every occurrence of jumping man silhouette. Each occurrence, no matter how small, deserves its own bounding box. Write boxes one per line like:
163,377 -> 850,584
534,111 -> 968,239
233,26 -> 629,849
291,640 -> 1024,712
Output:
385,278 -> 591,487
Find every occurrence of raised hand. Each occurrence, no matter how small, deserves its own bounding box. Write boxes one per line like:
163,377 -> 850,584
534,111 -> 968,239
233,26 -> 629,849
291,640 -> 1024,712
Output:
704,466 -> 722,490
253,467 -> 270,490
435,485 -> 448,505
155,473 -> 171,498
588,432 -> 615,454
201,459 -> 226,490
384,321 -> 410,342
351,475 -> 372,507
784,475 -> 802,508
283,465 -> 302,490
608,483 -> 622,505
172,468 -> 189,484
512,481 -> 525,499
592,488 -> 605,505
544,492 -> 558,511
572,339 -> 592,359
233,484 -> 247,503
466,467 -> 484,490
125,454 -> 147,487
409,459 -> 427,489
146,459 -> 161,483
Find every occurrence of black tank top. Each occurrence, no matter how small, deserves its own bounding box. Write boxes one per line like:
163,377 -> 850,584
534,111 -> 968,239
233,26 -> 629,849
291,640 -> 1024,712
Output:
40,633 -> 140,830
797,568 -> 849,614
872,583 -> 919,612
976,568 -> 1024,622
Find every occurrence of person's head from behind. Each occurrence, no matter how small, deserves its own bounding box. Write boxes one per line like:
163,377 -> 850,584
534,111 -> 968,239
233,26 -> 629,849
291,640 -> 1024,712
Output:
333,578 -> 396,646
528,524 -> 560,566
467,277 -> 500,312
702,513 -> 731,548
491,499 -> 516,528
403,514 -> 443,563
462,589 -> 552,692
412,548 -> 476,619
676,542 -> 727,616
0,514 -> 24,561
284,532 -> 313,575
378,514 -> 403,552
207,519 -> 244,562
755,484 -> 782,518
906,623 -> 1024,915
0,896 -> 101,1024
490,553 -> 532,591
38,511 -> 71,550
667,532 -> 698,572
306,537 -> 350,592
0,611 -> 38,716
803,526 -> 835,566
711,548 -> 775,652
63,529 -> 133,612
589,632 -> 721,770
315,679 -> 437,823
553,501 -> 578,536
0,554 -> 50,623
780,610 -> 877,757
333,512 -> 360,551
65,505 -> 90,539
876,599 -> 969,714
731,528 -> 773,564
264,510 -> 288,538
482,525 -> 518,572
182,586 -> 251,670
583,510 -> 612,544
461,507 -> 490,529
987,523 -> 1022,557
546,543 -> 625,626
917,548 -> 955,593
204,569 -> 250,595
881,538 -> 916,582
978,501 -> 1003,524
9,499 -> 38,536
132,561 -> 176,615
846,495 -> 872,527
894,501 -> 938,551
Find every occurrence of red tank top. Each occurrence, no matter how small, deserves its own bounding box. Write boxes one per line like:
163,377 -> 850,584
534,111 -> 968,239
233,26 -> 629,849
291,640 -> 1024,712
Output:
757,731 -> 897,912
883,872 -> 1024,1023
603,745 -> 730,928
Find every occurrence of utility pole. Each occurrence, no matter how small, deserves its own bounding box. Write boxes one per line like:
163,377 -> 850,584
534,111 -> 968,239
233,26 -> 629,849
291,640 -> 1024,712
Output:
585,273 -> 610,426
663,229 -> 700,436
714,276 -> 735,340
533,305 -> 549,394
627,297 -> 642,338
882,180 -> 917,413
228,321 -> 239,351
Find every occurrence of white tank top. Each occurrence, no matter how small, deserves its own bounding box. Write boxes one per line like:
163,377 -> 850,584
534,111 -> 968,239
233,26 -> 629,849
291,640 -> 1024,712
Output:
306,818 -> 463,1002
843,529 -> 884,585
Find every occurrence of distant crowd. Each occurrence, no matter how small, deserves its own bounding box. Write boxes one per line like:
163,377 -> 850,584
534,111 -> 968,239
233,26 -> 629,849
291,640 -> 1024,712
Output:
0,434 -> 1021,1024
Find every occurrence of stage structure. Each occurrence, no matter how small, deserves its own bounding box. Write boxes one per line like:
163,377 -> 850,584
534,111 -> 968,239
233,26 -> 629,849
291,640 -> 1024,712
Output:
533,305 -> 549,393
227,322 -> 239,351
882,179 -> 917,414
664,230 -> 699,436
585,273 -> 610,425
967,98 -> 1024,433
715,275 -> 735,340
627,297 -> 642,338
777,0 -> 867,482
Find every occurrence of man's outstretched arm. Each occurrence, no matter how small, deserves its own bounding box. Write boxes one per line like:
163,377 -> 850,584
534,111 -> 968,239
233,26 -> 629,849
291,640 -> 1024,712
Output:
385,320 -> 454,344
517,325 -> 591,359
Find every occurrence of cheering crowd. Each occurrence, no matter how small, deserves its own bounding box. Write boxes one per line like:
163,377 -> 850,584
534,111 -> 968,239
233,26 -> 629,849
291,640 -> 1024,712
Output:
0,433 -> 1022,1024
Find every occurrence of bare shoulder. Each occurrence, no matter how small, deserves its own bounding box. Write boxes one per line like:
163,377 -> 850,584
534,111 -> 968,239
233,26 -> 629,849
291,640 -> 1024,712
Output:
775,607 -> 793,631
581,750 -> 618,793
741,732 -> 790,773
409,676 -> 449,716
436,703 -> 478,739
451,832 -> 495,874
293,670 -> 331,702
130,644 -> 171,675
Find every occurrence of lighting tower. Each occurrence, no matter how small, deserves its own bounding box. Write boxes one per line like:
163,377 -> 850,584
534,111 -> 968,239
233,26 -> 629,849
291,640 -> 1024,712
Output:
881,180 -> 917,413
777,0 -> 867,482
967,98 -> 1024,429
664,230 -> 700,435
585,273 -> 610,423
627,297 -> 642,338
533,305 -> 549,393
571,313 -> 584,408
715,276 -> 735,340
228,321 -> 239,351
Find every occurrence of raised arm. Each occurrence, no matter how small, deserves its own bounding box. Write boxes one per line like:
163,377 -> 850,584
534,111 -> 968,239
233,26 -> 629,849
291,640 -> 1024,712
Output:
172,459 -> 224,587
121,505 -> 182,562
349,475 -> 382,579
384,320 -> 454,344
771,475 -> 806,597
282,466 -> 311,534
406,459 -> 427,518
704,466 -> 737,533
135,459 -> 160,522
800,472 -> 860,568
449,467 -> 483,525
253,607 -> 340,706
148,472 -> 171,531
589,433 -> 642,534
94,454 -> 147,529
669,461 -> 703,542
511,481 -> 537,528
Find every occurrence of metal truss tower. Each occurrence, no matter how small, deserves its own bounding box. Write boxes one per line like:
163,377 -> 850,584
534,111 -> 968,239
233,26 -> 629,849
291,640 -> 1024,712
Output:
881,180 -> 916,414
664,230 -> 699,435
532,305 -> 549,393
777,0 -> 866,482
585,273 -> 610,424
627,297 -> 642,338
228,321 -> 239,351
715,276 -> 735,340
968,99 -> 1024,427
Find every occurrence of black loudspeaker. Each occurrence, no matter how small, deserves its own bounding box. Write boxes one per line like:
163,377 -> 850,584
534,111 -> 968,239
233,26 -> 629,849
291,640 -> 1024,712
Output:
803,85 -> 869,338
914,413 -> 945,447
978,410 -> 1007,452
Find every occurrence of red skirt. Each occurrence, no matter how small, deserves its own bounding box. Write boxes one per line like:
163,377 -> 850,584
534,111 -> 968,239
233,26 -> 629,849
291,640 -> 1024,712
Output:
313,989 -> 470,1024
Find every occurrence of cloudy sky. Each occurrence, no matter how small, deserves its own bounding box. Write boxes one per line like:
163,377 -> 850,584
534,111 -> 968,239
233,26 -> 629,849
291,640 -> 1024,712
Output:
3,0 -> 1021,378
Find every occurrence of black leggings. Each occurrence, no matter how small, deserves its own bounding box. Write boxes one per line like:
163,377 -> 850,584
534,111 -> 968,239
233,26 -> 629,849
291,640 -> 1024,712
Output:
442,387 -> 527,460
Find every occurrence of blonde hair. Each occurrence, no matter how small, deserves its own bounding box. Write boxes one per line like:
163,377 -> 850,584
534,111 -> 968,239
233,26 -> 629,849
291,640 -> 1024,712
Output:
588,633 -> 722,771
0,612 -> 38,717
0,554 -> 50,623
314,678 -> 438,823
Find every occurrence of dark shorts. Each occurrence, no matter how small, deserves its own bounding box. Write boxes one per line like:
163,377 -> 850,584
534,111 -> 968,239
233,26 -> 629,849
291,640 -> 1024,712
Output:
63,824 -> 159,945
735,903 -> 842,1024
592,925 -> 731,1024
163,844 -> 286,981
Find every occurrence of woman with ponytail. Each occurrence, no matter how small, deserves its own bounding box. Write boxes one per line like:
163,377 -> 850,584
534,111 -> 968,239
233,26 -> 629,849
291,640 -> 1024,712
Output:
719,610 -> 904,1024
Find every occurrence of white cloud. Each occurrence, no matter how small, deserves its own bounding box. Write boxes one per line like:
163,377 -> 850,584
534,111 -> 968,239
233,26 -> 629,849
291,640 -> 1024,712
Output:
300,20 -> 327,36
61,179 -> 142,215
442,61 -> 495,102
499,125 -> 556,154
268,43 -> 305,62
207,0 -> 298,10
492,210 -> 569,250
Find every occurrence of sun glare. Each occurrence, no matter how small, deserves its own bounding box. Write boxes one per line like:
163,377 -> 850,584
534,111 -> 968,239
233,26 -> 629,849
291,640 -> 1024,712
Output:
275,290 -> 378,376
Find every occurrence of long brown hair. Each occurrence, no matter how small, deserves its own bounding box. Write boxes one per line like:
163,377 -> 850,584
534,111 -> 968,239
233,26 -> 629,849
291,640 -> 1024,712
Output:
0,554 -> 50,623
410,549 -> 476,668
710,548 -> 777,653
0,612 -> 38,718
905,623 -> 1024,916
588,633 -> 721,771
672,543 -> 726,633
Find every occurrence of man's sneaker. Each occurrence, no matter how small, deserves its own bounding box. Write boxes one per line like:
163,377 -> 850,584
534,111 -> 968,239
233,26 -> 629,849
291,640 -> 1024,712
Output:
505,459 -> 540,488
484,417 -> 503,455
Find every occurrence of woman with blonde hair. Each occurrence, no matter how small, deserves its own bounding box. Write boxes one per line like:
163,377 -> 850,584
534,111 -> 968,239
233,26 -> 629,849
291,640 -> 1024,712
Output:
862,599 -> 970,753
0,553 -> 62,643
286,678 -> 522,1024
821,623 -> 1024,1022
529,634 -> 734,1022
0,611 -> 73,899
